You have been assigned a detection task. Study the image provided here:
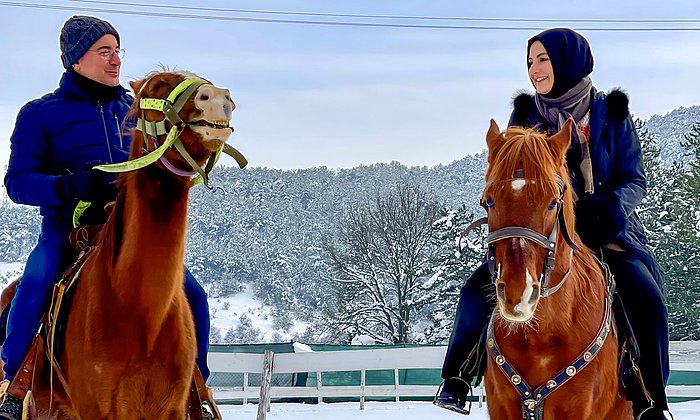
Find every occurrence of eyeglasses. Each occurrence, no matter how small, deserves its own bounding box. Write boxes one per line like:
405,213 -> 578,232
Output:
88,48 -> 126,61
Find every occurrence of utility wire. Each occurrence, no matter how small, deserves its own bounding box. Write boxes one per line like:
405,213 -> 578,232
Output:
66,0 -> 700,24
1,1 -> 700,31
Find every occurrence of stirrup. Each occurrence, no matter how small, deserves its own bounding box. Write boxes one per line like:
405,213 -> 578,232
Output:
636,405 -> 674,420
433,378 -> 473,415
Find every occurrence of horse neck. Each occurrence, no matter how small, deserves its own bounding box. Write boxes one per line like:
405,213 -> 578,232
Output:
534,240 -> 607,338
111,165 -> 191,313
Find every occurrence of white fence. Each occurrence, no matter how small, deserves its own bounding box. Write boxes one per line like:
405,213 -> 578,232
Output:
207,345 -> 700,420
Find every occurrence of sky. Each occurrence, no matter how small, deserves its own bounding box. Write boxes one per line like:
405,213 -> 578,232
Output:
0,0 -> 699,171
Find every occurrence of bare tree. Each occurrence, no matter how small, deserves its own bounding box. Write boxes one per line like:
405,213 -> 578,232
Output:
327,183 -> 441,343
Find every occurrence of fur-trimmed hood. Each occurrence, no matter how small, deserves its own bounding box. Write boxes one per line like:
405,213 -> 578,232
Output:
510,88 -> 630,127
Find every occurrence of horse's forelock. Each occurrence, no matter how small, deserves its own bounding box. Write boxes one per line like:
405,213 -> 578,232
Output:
486,128 -> 562,201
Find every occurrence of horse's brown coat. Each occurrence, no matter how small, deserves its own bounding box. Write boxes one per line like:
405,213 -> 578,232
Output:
483,120 -> 632,419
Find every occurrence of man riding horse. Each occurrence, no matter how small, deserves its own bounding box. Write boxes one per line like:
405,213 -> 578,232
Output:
0,15 -> 213,419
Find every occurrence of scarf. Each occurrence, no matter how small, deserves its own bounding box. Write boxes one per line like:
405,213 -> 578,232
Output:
535,76 -> 595,194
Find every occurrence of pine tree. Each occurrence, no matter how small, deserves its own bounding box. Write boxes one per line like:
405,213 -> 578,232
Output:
422,206 -> 487,344
638,119 -> 700,339
667,123 -> 700,339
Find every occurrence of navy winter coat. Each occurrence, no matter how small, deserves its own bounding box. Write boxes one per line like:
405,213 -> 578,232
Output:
509,88 -> 664,291
4,71 -> 133,229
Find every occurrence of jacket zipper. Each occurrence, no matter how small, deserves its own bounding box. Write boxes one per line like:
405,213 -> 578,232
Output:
98,102 -> 114,163
114,114 -> 124,149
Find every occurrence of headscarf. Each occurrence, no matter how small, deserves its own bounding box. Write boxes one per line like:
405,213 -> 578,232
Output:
528,28 -> 596,194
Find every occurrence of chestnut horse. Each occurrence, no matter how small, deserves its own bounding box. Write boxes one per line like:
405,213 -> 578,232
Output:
481,119 -> 631,419
0,70 -> 237,419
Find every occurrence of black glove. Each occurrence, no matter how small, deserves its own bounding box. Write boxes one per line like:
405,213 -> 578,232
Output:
65,168 -> 118,203
574,196 -> 628,249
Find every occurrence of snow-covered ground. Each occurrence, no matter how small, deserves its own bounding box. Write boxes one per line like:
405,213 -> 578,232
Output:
217,400 -> 700,419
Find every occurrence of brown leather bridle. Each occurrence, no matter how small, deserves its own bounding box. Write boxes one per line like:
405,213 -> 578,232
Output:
459,169 -> 579,297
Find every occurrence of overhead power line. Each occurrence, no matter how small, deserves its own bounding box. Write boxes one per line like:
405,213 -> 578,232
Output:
66,0 -> 700,24
1,1 -> 699,31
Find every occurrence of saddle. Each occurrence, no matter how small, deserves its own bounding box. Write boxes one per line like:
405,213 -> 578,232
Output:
1,223 -> 221,419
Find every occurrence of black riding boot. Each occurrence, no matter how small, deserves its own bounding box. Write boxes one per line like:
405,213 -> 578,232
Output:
434,377 -> 472,415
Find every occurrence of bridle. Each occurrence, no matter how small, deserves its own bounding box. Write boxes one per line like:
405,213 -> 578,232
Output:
464,169 -> 616,420
459,169 -> 579,297
94,76 -> 248,187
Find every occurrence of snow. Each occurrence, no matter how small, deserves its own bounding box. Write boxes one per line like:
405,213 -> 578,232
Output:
0,261 -> 22,287
217,400 -> 700,419
351,335 -> 377,345
209,284 -> 308,342
293,342 -> 313,353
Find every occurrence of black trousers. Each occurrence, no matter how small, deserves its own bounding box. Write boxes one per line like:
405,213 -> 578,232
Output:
441,249 -> 670,411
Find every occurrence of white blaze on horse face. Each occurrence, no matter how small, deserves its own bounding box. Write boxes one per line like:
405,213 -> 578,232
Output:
513,269 -> 536,319
511,179 -> 527,191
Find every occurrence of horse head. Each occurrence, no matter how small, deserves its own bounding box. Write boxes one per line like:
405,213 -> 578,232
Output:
482,118 -> 578,323
127,71 -> 236,181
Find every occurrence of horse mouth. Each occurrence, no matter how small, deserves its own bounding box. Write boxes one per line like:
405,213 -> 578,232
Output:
189,120 -> 233,149
499,305 -> 536,323
496,282 -> 539,323
192,119 -> 230,130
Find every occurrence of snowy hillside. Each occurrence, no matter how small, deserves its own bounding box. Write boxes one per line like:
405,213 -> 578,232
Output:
645,105 -> 700,166
0,104 -> 697,343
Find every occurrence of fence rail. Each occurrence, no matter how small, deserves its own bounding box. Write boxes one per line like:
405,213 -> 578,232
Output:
207,344 -> 700,420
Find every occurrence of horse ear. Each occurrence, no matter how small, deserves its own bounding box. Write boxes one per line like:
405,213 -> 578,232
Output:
130,79 -> 147,98
548,118 -> 573,164
486,119 -> 503,163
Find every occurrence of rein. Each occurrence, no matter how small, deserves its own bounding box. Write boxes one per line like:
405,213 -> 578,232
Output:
94,77 -> 248,186
71,77 -> 249,228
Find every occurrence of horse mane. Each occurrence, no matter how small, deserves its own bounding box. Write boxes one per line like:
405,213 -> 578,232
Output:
487,126 -> 606,311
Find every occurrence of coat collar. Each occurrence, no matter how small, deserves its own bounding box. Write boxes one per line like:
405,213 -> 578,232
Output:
56,71 -> 128,103
511,88 -> 629,128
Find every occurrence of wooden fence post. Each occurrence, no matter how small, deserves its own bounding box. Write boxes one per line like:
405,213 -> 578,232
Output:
359,369 -> 366,410
256,350 -> 274,420
243,372 -> 249,405
394,369 -> 400,403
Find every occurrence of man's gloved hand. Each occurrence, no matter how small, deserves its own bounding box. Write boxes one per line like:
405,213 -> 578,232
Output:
574,195 -> 627,249
65,167 -> 118,203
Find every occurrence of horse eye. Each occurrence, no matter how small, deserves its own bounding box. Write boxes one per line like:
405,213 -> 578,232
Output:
485,197 -> 495,208
547,199 -> 558,210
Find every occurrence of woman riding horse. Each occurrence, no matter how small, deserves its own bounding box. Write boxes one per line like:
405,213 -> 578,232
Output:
435,28 -> 670,420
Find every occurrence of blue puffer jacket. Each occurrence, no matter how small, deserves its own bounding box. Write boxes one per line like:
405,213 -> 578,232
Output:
509,88 -> 664,291
4,71 -> 133,229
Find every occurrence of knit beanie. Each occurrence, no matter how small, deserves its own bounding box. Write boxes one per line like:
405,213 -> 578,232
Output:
60,15 -> 120,69
527,28 -> 594,98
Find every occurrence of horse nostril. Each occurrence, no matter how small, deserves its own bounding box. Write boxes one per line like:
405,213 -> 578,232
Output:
529,284 -> 540,304
497,283 -> 506,301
